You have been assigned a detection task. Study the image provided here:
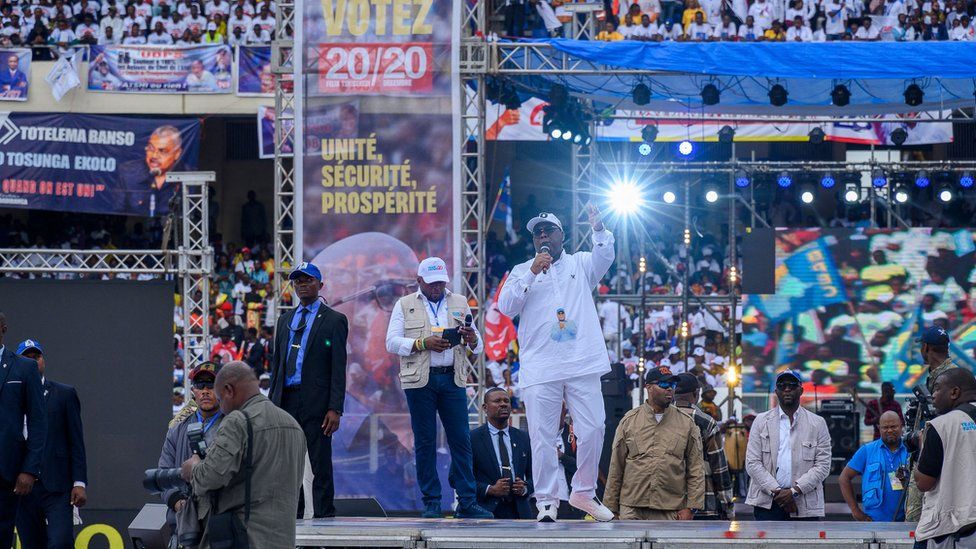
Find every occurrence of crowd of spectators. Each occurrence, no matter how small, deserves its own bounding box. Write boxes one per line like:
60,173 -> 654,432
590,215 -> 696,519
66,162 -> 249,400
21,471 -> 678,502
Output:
0,0 -> 278,53
504,0 -> 976,42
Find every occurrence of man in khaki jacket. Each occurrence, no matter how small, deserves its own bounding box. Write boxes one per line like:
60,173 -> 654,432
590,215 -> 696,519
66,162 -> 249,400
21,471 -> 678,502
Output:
605,366 -> 705,520
385,257 -> 493,519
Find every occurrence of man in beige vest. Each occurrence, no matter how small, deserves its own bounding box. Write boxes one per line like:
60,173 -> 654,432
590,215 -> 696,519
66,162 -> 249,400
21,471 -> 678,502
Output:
385,257 -> 493,519
915,368 -> 976,549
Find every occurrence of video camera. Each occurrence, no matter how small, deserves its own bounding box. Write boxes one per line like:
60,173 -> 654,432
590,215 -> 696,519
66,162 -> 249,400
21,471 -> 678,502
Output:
904,385 -> 936,454
143,422 -> 208,494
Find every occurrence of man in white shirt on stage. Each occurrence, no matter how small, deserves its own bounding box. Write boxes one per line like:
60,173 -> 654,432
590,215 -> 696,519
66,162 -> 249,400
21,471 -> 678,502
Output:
498,205 -> 615,523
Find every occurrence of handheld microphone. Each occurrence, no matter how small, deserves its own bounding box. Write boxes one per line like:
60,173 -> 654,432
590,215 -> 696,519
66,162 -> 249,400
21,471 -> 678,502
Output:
464,314 -> 472,328
540,245 -> 551,274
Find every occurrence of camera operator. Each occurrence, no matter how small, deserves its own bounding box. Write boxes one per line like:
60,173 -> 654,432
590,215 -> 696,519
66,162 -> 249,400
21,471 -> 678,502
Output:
158,362 -> 223,548
914,369 -> 976,549
906,326 -> 962,521
180,362 -> 305,548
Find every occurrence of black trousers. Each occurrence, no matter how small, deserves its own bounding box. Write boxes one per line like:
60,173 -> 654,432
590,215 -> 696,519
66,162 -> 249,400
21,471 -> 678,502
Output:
0,478 -> 17,549
16,486 -> 73,549
281,387 -> 335,518
753,500 -> 823,521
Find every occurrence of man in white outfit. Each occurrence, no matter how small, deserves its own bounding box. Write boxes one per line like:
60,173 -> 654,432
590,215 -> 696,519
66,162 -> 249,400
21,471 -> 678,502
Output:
498,205 -> 615,522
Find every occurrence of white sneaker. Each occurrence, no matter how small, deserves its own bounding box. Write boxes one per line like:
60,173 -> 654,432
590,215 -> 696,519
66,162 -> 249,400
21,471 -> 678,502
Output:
569,493 -> 614,522
536,502 -> 558,522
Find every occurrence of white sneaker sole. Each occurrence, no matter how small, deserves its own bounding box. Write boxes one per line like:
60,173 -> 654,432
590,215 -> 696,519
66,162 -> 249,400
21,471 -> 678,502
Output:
569,496 -> 614,522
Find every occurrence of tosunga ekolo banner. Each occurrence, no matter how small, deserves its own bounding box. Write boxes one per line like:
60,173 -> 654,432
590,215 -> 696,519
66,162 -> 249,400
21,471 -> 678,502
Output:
0,113 -> 200,216
297,0 -> 460,512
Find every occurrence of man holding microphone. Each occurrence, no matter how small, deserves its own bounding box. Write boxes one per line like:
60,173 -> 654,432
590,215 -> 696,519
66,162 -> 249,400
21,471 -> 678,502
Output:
386,257 -> 493,519
498,205 -> 615,522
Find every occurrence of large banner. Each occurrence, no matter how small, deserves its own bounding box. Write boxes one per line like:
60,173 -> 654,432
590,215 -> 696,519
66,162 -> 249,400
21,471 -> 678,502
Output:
299,0 -> 458,512
0,49 -> 31,101
479,93 -> 954,145
237,46 -> 275,96
88,45 -> 233,93
741,228 -> 976,395
0,113 -> 201,216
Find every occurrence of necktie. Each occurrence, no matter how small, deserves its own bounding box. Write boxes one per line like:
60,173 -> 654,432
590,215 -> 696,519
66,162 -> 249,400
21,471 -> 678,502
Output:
285,307 -> 309,379
498,430 -> 512,481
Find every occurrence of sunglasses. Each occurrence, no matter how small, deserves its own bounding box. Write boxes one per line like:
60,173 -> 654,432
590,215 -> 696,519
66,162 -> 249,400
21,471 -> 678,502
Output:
532,226 -> 560,238
776,382 -> 800,391
192,381 -> 214,390
654,381 -> 677,390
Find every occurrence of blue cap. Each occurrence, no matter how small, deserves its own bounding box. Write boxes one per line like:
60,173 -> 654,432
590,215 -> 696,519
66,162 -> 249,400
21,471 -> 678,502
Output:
16,339 -> 43,355
916,325 -> 950,346
776,370 -> 803,384
288,261 -> 322,282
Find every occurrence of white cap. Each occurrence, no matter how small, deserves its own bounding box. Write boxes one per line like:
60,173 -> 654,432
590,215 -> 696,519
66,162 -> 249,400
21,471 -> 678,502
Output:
417,257 -> 449,284
526,212 -> 563,233
668,346 -> 680,355
693,347 -> 705,356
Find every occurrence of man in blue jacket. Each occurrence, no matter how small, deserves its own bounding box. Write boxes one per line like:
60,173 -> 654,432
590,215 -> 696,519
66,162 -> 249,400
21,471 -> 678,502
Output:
0,312 -> 48,549
839,411 -> 909,521
16,339 -> 89,549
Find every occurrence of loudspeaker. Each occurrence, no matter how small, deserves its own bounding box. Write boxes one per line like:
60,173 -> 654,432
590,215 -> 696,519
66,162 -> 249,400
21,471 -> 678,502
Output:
817,409 -> 860,475
335,497 -> 387,517
128,503 -> 171,549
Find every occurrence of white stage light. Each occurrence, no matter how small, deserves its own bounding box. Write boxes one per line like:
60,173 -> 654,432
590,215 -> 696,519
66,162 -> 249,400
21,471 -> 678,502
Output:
705,190 -> 719,203
608,181 -> 644,215
662,190 -> 677,204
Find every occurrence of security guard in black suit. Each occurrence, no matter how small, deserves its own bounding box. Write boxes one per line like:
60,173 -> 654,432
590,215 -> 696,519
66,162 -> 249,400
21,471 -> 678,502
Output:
0,313 -> 48,549
16,339 -> 88,549
471,388 -> 535,519
269,262 -> 348,518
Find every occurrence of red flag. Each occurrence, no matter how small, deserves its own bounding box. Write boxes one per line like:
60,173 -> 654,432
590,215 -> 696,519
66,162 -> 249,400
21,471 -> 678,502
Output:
484,273 -> 517,361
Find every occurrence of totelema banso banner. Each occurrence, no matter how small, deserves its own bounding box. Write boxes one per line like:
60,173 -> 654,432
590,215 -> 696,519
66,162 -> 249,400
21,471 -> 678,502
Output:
0,113 -> 200,216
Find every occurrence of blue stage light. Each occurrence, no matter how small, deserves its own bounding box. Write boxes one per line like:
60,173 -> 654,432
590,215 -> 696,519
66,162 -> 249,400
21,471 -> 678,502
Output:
777,171 -> 792,188
872,169 -> 887,188
915,170 -> 930,188
960,171 -> 974,188
638,142 -> 652,156
820,174 -> 836,189
734,170 -> 750,188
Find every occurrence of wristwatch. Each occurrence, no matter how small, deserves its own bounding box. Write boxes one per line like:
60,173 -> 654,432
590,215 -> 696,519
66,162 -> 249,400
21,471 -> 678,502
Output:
790,487 -> 801,498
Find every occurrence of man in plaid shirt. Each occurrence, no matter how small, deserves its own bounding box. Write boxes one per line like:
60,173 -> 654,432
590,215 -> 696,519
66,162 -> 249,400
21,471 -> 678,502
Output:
674,373 -> 734,519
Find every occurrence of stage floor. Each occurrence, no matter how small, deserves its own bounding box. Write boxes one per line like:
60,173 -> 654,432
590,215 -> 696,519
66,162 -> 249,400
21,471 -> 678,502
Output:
295,518 -> 919,548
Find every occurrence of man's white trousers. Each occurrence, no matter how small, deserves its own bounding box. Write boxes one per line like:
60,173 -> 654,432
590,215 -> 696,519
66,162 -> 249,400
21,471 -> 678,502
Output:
522,373 -> 605,508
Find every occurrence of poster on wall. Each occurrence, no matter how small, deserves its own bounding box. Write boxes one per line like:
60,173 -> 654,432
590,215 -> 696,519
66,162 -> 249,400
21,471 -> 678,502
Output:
88,45 -> 233,93
0,49 -> 31,101
0,113 -> 201,216
298,0 -> 458,512
238,46 -> 274,96
257,105 -> 293,159
741,228 -> 976,396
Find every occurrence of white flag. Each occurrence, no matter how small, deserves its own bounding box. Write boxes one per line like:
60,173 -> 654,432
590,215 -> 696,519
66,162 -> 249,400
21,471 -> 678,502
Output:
45,53 -> 81,102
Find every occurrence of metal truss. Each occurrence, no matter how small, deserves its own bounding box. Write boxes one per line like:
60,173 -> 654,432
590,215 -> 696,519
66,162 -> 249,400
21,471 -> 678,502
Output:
461,0 -> 487,421
0,174 -> 212,390
272,0 -> 296,323
624,159 -> 976,174
492,42 -> 651,75
570,126 -> 595,253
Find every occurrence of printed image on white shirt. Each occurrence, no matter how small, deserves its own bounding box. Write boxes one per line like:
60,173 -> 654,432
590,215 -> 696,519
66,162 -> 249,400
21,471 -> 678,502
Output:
549,308 -> 578,342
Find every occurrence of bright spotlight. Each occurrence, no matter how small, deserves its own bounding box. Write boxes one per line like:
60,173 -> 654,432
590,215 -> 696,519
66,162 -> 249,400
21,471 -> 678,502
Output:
800,189 -> 815,204
662,190 -> 677,204
550,128 -> 562,139
777,171 -> 792,188
561,129 -> 573,141
938,186 -> 953,203
678,140 -> 694,156
608,181 -> 644,215
638,142 -> 652,156
705,189 -> 719,203
844,184 -> 860,203
894,186 -> 909,203
820,173 -> 836,189
960,171 -> 974,188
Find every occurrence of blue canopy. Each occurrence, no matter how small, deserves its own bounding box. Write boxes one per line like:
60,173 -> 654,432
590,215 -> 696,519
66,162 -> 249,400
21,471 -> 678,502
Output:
509,40 -> 976,114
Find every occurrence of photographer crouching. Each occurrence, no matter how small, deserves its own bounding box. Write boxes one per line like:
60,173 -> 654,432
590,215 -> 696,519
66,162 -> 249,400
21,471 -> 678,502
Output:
180,362 -> 306,548
156,362 -> 224,548
914,368 -> 976,549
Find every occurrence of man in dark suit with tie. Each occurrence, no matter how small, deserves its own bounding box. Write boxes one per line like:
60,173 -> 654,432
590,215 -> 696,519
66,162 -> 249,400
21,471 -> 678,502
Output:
269,262 -> 347,518
0,312 -> 48,549
470,388 -> 534,519
15,339 -> 88,549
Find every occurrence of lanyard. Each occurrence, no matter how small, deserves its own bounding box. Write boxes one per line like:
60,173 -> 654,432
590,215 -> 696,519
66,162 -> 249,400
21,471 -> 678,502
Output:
196,411 -> 221,433
427,298 -> 443,327
882,445 -> 902,472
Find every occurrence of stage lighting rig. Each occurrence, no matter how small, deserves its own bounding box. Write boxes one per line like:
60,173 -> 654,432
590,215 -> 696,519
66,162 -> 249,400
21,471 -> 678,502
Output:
844,183 -> 861,203
820,173 -> 836,189
808,127 -> 826,145
777,171 -> 793,188
938,185 -> 954,202
678,140 -> 695,157
872,168 -> 887,188
704,187 -> 720,203
499,81 -> 522,110
893,186 -> 910,203
904,83 -> 924,107
662,190 -> 677,204
608,180 -> 644,215
768,84 -> 788,107
831,84 -> 851,107
890,127 -> 908,146
642,125 -> 659,144
734,169 -> 750,188
800,186 -> 815,204
633,83 -> 651,106
549,83 -> 568,108
718,125 -> 735,144
915,170 -> 930,188
960,171 -> 974,188
701,83 -> 721,106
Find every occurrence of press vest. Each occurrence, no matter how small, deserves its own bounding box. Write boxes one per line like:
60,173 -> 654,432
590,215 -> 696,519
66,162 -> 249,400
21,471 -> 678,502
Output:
397,291 -> 471,390
916,405 -> 976,541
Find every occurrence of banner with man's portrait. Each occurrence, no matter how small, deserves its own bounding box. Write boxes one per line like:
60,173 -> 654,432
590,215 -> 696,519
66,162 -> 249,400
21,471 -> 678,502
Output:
0,49 -> 31,101
88,45 -> 233,93
0,113 -> 201,216
297,0 -> 459,512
